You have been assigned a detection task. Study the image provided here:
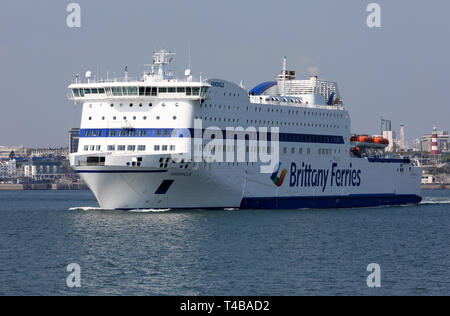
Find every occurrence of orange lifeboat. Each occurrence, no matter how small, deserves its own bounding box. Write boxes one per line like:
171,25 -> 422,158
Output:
350,135 -> 359,142
351,147 -> 361,156
374,137 -> 389,145
357,135 -> 374,143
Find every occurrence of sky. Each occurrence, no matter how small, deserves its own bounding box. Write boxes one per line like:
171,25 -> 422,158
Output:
0,0 -> 449,147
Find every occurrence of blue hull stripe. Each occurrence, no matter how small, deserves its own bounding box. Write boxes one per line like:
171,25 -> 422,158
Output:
77,170 -> 167,174
110,194 -> 422,211
240,194 -> 422,209
79,128 -> 345,145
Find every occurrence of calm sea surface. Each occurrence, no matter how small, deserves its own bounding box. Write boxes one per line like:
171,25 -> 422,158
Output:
0,190 -> 449,296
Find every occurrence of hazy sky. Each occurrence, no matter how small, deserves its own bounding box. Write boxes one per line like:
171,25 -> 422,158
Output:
1,0 -> 449,147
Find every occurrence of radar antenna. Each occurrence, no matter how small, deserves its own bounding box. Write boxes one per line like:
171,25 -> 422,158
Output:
143,49 -> 176,81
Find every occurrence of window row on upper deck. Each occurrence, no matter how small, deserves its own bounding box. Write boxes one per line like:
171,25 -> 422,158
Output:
72,86 -> 205,98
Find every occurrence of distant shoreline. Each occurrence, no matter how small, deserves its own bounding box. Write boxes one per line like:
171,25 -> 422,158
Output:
421,184 -> 450,190
1,183 -> 449,191
0,183 -> 88,191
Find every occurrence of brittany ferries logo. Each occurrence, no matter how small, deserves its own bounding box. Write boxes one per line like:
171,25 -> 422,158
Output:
270,162 -> 288,187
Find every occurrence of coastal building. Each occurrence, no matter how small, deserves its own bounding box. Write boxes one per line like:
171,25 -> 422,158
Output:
0,146 -> 29,160
383,130 -> 396,152
399,123 -> 406,151
22,158 -> 65,181
421,130 -> 449,153
381,118 -> 392,134
421,174 -> 435,184
413,138 -> 422,152
30,147 -> 69,158
0,160 -> 16,179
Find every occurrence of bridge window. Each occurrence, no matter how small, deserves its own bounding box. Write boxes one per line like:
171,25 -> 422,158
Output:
112,87 -> 122,96
138,145 -> 146,151
107,145 -> 115,151
127,145 -> 136,151
72,89 -> 80,97
117,145 -> 125,151
128,87 -> 138,95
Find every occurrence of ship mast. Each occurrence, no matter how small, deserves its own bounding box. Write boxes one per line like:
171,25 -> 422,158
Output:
144,49 -> 175,82
282,56 -> 287,96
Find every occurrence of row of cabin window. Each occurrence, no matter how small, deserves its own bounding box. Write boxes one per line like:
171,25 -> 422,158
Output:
85,130 -> 171,137
200,102 -> 344,119
195,144 -> 274,154
245,119 -> 341,129
100,145 -> 176,152
246,106 -> 345,118
83,145 -> 149,152
282,147 -> 340,155
73,87 -> 204,97
88,115 -> 176,121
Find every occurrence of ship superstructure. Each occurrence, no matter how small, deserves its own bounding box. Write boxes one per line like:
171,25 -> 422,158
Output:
68,50 -> 422,210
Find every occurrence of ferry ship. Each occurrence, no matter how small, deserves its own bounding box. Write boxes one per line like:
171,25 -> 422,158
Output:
68,49 -> 422,210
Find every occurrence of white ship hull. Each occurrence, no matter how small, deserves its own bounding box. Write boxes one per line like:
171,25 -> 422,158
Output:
68,52 -> 422,210
76,156 -> 422,210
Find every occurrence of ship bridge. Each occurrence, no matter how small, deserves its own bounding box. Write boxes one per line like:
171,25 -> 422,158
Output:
68,49 -> 211,102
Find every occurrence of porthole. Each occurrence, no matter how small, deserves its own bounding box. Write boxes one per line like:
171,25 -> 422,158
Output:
149,103 -> 152,107
162,103 -> 166,107
143,116 -> 147,120
133,116 -> 137,120
130,103 -> 133,107
110,104 -> 114,107
139,103 -> 143,107
102,116 -> 105,120
113,116 -> 116,120
173,116 -> 177,120
88,117 -> 92,120
123,116 -> 127,120
156,116 -> 160,120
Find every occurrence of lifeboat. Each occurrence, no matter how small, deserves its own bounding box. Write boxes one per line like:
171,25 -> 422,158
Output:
374,137 -> 389,145
357,135 -> 374,143
350,135 -> 388,149
351,147 -> 361,156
